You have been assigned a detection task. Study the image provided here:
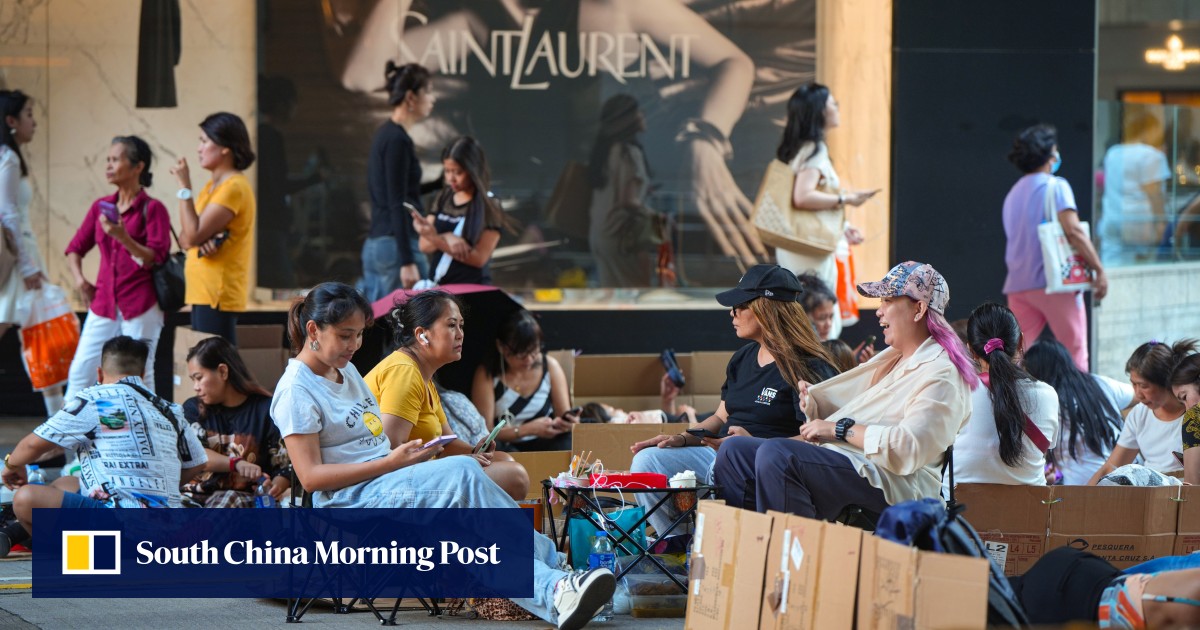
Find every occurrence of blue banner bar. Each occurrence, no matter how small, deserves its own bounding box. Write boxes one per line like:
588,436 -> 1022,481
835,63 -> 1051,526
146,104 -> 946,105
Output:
34,508 -> 534,598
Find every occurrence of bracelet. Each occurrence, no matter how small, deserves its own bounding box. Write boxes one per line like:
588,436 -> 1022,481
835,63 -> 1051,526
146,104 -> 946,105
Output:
837,192 -> 845,209
3,454 -> 19,471
229,457 -> 241,472
675,118 -> 734,160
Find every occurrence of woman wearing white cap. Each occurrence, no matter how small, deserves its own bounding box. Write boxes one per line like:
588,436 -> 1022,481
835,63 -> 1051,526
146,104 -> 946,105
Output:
714,261 -> 976,519
629,264 -> 838,533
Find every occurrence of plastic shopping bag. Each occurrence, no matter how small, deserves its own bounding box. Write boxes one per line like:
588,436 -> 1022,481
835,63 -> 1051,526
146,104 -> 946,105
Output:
18,283 -> 80,390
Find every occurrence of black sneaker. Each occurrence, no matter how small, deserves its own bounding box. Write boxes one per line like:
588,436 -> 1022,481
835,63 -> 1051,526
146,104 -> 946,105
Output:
0,531 -> 12,559
552,568 -> 616,630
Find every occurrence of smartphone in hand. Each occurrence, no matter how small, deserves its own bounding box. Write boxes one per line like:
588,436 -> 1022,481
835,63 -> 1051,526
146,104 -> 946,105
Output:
421,434 -> 458,450
686,427 -> 720,440
473,420 -> 508,454
98,201 -> 119,223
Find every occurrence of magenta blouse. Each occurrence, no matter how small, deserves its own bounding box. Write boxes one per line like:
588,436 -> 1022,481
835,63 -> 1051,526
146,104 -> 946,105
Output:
64,189 -> 171,319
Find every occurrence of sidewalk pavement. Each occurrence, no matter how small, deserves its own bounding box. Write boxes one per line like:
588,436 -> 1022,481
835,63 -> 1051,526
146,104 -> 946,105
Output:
0,555 -> 684,629
0,419 -> 684,630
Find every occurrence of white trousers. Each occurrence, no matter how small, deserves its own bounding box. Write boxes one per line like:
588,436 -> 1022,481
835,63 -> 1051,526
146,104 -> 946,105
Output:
66,305 -> 164,399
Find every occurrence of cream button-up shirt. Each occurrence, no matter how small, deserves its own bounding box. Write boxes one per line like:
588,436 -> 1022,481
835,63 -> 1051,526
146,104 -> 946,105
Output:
807,336 -> 973,505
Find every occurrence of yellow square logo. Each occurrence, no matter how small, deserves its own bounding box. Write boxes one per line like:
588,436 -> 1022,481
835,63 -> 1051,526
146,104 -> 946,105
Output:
61,531 -> 121,575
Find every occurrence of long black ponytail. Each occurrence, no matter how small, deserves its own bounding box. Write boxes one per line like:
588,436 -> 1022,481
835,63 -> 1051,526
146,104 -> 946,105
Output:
966,302 -> 1030,468
1025,340 -> 1121,460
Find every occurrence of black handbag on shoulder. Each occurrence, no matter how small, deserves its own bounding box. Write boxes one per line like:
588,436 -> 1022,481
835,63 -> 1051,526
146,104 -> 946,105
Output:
143,204 -> 186,312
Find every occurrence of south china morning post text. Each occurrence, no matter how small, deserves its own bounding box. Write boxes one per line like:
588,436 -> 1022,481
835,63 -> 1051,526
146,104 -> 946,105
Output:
33,508 -> 534,598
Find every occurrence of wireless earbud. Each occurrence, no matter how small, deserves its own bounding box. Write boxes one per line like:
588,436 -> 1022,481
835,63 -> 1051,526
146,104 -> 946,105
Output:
419,333 -> 430,345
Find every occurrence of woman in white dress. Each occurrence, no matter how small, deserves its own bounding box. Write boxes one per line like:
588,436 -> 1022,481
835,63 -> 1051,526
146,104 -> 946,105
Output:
0,90 -> 62,414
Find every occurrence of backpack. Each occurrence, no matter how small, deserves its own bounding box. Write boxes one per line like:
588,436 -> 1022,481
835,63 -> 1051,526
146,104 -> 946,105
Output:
875,497 -> 1029,628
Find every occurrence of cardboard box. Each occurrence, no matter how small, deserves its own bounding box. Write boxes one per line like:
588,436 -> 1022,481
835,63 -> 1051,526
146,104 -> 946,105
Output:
574,354 -> 694,398
508,450 -> 571,499
570,423 -> 671,473
684,501 -> 773,630
1176,486 -> 1200,555
857,535 -> 989,630
172,325 -> 288,403
955,484 -> 1052,576
1048,485 -> 1179,569
759,512 -> 861,630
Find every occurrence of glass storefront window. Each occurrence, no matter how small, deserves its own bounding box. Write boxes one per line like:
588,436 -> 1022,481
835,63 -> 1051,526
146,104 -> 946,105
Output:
1096,100 -> 1200,265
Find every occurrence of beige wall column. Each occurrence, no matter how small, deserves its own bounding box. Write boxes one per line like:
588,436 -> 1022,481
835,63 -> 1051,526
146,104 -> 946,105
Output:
817,0 -> 892,306
1,1 -> 256,308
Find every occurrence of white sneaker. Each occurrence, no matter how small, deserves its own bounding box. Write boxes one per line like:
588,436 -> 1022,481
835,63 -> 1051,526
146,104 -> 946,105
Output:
553,568 -> 616,630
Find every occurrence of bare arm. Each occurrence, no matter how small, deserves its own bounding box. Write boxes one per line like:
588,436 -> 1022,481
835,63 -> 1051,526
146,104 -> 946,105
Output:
380,412 -> 415,449
283,432 -> 433,493
1087,445 -> 1139,485
178,202 -> 234,250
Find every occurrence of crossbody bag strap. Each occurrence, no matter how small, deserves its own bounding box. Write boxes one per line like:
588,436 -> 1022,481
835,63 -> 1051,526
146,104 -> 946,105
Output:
140,201 -> 184,252
1022,416 -> 1051,454
125,381 -> 195,461
1043,176 -> 1059,224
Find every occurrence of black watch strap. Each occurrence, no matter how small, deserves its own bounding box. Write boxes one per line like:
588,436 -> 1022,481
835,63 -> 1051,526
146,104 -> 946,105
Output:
835,418 -> 857,442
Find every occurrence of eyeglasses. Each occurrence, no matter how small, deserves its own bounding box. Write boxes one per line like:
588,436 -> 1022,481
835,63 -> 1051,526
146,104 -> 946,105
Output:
504,346 -> 542,360
731,302 -> 752,314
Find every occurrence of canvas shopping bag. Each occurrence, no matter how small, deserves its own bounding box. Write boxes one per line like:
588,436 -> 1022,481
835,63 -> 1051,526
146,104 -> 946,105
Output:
752,159 -> 841,257
18,283 -> 81,390
1038,177 -> 1093,294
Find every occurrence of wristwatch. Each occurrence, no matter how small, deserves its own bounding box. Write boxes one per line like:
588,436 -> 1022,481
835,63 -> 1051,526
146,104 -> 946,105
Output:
176,188 -> 193,200
3,453 -> 18,471
835,418 -> 857,442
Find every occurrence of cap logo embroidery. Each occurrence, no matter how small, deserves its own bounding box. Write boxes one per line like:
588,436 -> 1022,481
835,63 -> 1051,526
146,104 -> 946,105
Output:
763,289 -> 774,296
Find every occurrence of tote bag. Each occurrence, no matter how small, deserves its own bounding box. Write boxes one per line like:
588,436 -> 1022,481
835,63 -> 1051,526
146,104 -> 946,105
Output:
751,159 -> 842,257
18,283 -> 80,390
1037,177 -> 1093,294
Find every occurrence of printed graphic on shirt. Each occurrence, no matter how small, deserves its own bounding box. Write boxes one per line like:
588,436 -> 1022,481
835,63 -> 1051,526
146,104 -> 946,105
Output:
755,387 -> 779,406
349,397 -> 388,449
364,411 -> 383,437
95,399 -> 128,433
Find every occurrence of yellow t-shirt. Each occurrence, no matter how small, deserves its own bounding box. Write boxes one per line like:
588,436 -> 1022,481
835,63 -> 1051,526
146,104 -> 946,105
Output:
184,173 -> 256,311
364,351 -> 447,445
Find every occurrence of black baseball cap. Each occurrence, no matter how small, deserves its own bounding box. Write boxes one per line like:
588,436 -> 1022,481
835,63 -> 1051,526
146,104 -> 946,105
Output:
715,264 -> 805,307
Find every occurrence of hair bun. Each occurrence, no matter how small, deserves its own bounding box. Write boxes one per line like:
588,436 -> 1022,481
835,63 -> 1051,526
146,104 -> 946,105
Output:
384,60 -> 399,80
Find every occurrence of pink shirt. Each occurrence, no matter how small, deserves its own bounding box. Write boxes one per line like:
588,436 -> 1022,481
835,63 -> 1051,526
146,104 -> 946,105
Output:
65,190 -> 171,319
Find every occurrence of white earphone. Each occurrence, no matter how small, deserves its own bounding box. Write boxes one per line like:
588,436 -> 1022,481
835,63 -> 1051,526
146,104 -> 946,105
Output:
419,333 -> 430,345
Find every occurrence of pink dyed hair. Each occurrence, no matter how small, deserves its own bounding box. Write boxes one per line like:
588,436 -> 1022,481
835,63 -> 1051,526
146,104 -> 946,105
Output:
927,310 -> 980,390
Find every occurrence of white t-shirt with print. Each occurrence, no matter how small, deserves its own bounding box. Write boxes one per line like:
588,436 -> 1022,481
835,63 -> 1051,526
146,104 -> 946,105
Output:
33,376 -> 207,507
271,359 -> 389,467
1116,403 -> 1183,473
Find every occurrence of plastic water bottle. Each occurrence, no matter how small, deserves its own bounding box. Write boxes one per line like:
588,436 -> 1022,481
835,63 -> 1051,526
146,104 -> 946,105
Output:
26,465 -> 44,485
588,530 -> 616,621
254,479 -> 277,508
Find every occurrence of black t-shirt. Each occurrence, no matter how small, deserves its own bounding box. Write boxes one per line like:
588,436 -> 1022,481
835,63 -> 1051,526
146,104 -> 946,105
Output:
428,193 -> 501,285
719,342 -> 838,439
366,121 -> 423,265
182,394 -> 287,496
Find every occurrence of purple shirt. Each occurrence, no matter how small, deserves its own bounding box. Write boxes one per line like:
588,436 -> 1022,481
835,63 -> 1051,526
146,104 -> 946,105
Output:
1002,173 -> 1077,294
65,190 -> 171,319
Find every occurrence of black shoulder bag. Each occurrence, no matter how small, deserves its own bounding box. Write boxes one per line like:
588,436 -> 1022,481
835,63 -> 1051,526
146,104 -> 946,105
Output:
142,203 -> 186,312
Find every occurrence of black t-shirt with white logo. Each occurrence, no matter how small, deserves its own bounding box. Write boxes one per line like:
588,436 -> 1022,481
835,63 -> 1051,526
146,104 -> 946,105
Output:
719,342 -> 837,439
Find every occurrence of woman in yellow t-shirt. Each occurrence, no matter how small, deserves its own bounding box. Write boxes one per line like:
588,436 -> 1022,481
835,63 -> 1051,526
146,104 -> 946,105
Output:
364,290 -> 528,501
170,112 -> 257,344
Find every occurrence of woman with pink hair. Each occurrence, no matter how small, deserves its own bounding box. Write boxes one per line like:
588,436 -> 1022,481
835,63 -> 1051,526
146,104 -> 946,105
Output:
714,261 -> 976,519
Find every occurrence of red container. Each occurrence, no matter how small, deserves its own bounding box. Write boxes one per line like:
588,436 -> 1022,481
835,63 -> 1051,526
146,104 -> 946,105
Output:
588,471 -> 667,489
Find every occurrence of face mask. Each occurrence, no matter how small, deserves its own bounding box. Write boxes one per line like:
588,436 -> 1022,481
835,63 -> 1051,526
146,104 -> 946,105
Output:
1050,151 -> 1062,175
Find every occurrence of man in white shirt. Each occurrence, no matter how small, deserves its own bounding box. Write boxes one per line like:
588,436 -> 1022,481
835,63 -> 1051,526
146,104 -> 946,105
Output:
0,336 -> 206,552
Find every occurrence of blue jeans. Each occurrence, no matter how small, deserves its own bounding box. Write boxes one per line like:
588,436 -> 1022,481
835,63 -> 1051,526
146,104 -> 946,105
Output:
630,446 -> 716,534
316,457 -> 567,623
191,305 -> 238,343
359,235 -> 427,303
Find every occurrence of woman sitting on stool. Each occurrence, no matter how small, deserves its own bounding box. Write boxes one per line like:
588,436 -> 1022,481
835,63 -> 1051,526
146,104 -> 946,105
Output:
714,261 -> 975,520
